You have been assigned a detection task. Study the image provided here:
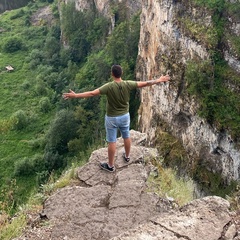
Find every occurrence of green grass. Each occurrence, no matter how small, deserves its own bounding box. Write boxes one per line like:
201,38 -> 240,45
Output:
147,158 -> 195,206
0,213 -> 26,240
0,2 -> 57,212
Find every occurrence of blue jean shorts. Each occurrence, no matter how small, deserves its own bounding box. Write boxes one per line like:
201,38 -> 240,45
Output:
105,113 -> 130,142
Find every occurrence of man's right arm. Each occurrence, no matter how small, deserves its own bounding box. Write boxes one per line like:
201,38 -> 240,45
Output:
137,75 -> 170,88
62,89 -> 100,99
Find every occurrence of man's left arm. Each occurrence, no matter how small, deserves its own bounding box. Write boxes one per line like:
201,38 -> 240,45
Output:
137,75 -> 170,88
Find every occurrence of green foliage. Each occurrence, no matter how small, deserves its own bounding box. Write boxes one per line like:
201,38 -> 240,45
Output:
39,97 -> 52,113
61,2 -> 110,63
194,165 -> 238,197
26,49 -> 45,69
155,126 -> 190,174
227,34 -> 240,56
0,213 -> 26,240
10,9 -> 25,20
44,36 -> 60,59
183,0 -> 240,140
34,80 -> 48,96
192,0 -> 226,40
193,0 -> 225,11
178,17 -> 218,48
28,137 -> 46,150
45,109 -> 78,154
147,158 -> 194,206
226,1 -> 240,21
0,1 -> 61,213
10,110 -> 28,130
226,185 -> 240,211
44,151 -> 65,173
0,119 -> 15,133
0,179 -> 18,214
14,154 -> 44,176
185,60 -> 240,139
106,15 -> 140,68
2,36 -> 25,53
186,60 -> 214,97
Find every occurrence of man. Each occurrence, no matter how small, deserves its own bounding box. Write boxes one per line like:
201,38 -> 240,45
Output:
63,65 -> 170,172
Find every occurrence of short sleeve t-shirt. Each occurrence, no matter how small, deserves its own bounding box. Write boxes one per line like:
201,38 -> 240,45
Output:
99,80 -> 137,117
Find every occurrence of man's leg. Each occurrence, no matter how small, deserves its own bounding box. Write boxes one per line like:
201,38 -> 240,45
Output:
123,137 -> 131,158
108,142 -> 116,167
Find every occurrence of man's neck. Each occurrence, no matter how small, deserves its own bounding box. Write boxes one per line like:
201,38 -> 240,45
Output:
113,77 -> 122,82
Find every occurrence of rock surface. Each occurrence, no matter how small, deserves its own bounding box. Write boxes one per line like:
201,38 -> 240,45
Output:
15,131 -> 239,240
136,0 -> 240,181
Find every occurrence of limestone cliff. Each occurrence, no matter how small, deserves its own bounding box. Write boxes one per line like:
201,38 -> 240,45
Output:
136,0 -> 240,183
61,0 -> 141,32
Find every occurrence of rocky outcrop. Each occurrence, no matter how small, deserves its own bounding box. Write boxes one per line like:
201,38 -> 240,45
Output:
14,131 -> 239,240
62,0 -> 141,33
136,0 -> 240,181
112,196 -> 238,240
30,6 -> 54,26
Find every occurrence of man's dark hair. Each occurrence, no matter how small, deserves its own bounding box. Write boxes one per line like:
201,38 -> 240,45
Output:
111,65 -> 122,78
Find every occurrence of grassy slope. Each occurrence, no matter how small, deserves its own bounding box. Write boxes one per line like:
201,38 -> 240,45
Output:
0,2 -> 56,205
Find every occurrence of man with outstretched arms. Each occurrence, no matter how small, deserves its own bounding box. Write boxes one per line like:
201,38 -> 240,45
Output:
63,65 -> 170,172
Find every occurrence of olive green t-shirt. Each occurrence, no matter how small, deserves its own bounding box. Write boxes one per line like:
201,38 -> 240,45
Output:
99,80 -> 138,117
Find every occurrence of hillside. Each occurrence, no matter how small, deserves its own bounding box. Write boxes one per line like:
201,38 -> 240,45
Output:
0,0 -> 141,218
0,1 -> 59,208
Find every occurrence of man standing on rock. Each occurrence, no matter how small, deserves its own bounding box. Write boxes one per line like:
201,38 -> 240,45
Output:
63,65 -> 170,172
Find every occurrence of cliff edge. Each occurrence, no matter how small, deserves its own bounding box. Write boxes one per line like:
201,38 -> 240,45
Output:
14,131 -> 240,240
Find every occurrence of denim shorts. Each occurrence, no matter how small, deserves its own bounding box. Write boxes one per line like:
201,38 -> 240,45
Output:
105,113 -> 130,142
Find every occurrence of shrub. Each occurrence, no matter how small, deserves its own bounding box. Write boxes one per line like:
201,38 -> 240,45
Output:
2,37 -> 24,53
39,97 -> 51,113
21,80 -> 31,90
14,157 -> 35,176
34,81 -> 48,96
28,137 -> 46,150
10,110 -> 28,130
10,9 -> 25,20
14,154 -> 44,176
36,170 -> 50,185
44,151 -> 65,172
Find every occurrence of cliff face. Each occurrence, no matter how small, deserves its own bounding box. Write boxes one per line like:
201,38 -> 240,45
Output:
136,0 -> 240,182
62,0 -> 141,31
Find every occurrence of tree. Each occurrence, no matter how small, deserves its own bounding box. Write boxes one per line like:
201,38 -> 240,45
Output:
45,109 -> 78,154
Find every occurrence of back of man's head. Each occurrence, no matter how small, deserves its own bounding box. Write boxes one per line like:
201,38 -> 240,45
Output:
111,65 -> 122,78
